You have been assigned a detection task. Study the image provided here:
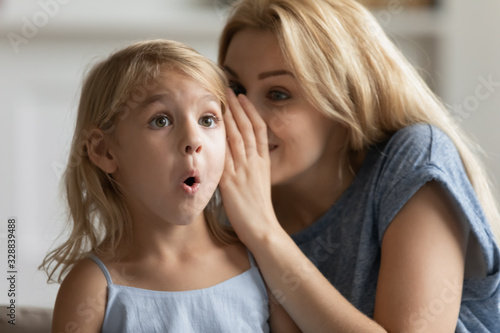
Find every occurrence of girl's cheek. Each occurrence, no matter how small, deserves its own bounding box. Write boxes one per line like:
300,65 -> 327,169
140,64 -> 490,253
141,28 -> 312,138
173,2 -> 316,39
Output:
205,130 -> 227,149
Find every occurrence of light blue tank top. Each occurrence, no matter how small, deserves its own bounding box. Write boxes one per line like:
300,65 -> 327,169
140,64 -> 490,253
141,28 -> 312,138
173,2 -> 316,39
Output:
90,252 -> 270,333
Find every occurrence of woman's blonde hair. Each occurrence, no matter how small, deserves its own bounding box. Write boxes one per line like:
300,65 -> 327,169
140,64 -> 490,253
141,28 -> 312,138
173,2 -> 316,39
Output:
219,0 -> 500,238
42,39 -> 237,283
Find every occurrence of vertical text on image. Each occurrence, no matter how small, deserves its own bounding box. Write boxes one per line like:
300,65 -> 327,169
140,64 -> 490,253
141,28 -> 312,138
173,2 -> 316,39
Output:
6,217 -> 17,325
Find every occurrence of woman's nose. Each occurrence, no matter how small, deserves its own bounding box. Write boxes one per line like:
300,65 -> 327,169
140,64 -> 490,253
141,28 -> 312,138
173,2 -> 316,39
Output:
245,92 -> 267,121
246,92 -> 290,135
245,92 -> 280,132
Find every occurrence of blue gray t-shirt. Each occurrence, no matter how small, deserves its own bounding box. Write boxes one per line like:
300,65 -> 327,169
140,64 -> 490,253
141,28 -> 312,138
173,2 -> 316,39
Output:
292,124 -> 500,332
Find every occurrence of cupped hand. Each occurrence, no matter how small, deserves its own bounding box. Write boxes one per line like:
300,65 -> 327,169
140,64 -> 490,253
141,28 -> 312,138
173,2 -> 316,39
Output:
219,89 -> 281,246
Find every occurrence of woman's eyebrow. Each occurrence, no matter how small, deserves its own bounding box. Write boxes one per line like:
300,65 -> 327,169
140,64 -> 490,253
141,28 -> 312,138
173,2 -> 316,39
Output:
223,66 -> 294,81
257,70 -> 294,80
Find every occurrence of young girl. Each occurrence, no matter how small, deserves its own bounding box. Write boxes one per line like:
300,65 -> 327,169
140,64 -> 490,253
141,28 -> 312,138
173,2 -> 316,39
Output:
41,39 -> 300,332
217,0 -> 500,332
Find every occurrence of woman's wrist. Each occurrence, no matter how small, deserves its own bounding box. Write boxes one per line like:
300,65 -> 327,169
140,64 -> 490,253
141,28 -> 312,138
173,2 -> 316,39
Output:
237,214 -> 288,251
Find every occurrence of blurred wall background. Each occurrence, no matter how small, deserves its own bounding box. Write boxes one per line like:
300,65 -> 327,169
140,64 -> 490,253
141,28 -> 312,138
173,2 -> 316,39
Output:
0,0 -> 499,309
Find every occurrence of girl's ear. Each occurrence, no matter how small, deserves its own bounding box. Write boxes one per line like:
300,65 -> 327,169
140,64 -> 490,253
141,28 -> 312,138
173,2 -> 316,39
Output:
86,129 -> 118,174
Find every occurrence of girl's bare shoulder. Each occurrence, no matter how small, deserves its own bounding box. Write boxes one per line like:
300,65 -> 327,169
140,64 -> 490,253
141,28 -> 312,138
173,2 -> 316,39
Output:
52,257 -> 108,333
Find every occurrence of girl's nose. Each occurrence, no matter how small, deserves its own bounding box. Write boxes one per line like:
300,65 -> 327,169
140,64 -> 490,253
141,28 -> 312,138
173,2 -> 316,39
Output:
184,142 -> 202,154
180,122 -> 203,155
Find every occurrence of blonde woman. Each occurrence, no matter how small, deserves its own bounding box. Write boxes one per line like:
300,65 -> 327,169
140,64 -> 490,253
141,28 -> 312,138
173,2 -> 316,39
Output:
218,0 -> 500,332
41,40 -> 300,332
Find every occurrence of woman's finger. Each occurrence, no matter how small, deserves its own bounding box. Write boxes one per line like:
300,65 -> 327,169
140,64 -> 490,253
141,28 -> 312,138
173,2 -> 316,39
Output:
223,105 -> 246,166
224,133 -> 235,173
220,138 -> 235,190
238,94 -> 269,159
226,89 -> 258,158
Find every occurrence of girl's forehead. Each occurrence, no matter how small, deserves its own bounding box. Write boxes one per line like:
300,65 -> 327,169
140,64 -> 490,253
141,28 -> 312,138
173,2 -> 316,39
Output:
124,72 -> 219,108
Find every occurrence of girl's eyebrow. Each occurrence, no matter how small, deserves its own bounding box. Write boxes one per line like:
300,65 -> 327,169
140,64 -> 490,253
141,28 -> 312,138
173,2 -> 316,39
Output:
140,93 -> 169,108
200,93 -> 219,105
138,93 -> 218,109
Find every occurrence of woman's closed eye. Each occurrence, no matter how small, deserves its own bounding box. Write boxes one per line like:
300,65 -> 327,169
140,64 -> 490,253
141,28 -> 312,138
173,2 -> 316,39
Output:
149,115 -> 172,128
229,81 -> 246,96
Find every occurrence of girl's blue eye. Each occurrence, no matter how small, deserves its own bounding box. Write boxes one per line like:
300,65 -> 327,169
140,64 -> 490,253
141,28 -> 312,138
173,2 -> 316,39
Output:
150,115 -> 171,128
199,116 -> 218,128
268,90 -> 290,101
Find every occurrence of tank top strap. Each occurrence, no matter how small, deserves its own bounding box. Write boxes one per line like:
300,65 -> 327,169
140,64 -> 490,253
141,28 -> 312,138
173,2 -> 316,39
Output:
89,254 -> 113,286
246,249 -> 257,268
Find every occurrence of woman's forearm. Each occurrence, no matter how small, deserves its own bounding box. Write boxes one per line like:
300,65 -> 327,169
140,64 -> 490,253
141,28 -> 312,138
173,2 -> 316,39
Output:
245,221 -> 386,333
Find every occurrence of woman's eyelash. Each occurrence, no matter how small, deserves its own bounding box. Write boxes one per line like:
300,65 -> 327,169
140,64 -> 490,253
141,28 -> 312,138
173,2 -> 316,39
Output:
268,89 -> 290,101
229,81 -> 246,96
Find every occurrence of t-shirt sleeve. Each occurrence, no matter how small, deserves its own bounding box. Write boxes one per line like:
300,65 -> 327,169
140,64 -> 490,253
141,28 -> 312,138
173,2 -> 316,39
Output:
373,124 -> 500,331
375,124 -> 493,251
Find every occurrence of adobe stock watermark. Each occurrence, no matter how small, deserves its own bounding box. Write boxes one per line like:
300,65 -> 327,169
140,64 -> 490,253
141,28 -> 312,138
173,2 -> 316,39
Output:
451,75 -> 500,123
270,258 -> 317,306
372,0 -> 405,28
61,267 -> 135,332
408,277 -> 462,331
211,0 -> 233,22
270,236 -> 339,306
7,0 -> 72,54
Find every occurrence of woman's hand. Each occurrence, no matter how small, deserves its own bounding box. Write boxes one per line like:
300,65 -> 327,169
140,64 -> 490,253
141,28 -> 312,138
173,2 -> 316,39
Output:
219,89 -> 281,246
219,89 -> 385,333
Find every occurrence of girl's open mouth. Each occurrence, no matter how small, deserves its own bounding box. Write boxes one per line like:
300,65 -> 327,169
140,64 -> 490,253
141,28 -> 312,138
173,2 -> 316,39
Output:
181,174 -> 200,195
184,177 -> 196,186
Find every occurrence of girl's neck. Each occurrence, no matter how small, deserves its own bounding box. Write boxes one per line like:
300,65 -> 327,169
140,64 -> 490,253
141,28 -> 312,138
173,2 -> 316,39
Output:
272,150 -> 365,235
118,212 -> 218,263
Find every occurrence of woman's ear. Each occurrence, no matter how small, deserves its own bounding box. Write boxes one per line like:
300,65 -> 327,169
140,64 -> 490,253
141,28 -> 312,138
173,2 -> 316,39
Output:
86,129 -> 118,174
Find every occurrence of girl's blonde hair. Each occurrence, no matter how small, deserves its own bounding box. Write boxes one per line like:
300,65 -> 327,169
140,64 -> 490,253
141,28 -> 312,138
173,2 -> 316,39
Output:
42,39 -> 237,283
219,0 -> 500,238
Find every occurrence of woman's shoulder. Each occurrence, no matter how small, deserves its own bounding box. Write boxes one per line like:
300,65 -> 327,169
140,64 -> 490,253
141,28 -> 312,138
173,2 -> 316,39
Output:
52,257 -> 107,332
386,123 -> 453,153
378,123 -> 459,170
369,124 -> 468,219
